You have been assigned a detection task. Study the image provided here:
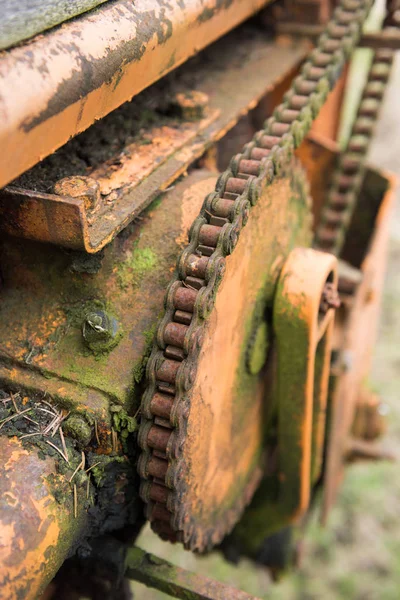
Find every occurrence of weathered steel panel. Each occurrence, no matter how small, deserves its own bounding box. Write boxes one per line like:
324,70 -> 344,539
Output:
0,0 -> 272,188
0,35 -> 306,251
126,547 -> 262,600
0,435 -> 86,599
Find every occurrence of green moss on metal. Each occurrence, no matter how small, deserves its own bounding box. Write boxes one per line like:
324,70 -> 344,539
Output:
274,292 -> 307,379
82,311 -> 124,355
274,291 -> 310,512
54,299 -> 125,399
111,406 -> 138,451
117,246 -> 158,290
232,281 -> 272,434
89,454 -> 126,487
63,413 -> 93,446
247,321 -> 270,375
224,476 -> 287,556
131,322 -> 158,390
61,349 -> 120,402
126,548 -> 208,600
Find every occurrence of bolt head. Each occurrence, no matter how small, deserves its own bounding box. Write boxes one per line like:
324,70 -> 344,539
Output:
82,310 -> 120,352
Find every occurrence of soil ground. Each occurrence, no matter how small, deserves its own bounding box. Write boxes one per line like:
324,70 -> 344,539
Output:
131,55 -> 400,600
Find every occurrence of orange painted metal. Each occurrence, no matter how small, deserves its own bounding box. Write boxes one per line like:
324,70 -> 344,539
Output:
322,172 -> 396,521
0,35 -> 306,252
296,132 -> 339,229
351,388 -> 387,441
0,170 -> 218,415
274,248 -> 337,521
138,159 -> 314,550
0,436 -> 85,600
0,0 -> 273,189
0,171 -> 221,596
308,66 -> 349,143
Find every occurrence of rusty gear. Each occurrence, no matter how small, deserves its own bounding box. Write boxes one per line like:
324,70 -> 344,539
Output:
138,0 -> 374,551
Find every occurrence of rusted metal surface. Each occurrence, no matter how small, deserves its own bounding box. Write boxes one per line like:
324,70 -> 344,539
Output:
0,436 -> 86,600
345,437 -> 395,462
0,0 -> 391,593
139,161 -> 313,551
125,547 -> 262,600
0,170 -> 218,415
280,28 -> 400,48
273,0 -> 335,40
208,133 -> 393,581
274,248 -> 337,520
307,66 -> 349,143
0,387 -> 143,599
320,282 -> 341,313
278,28 -> 400,49
138,0 -> 374,551
276,22 -> 325,37
296,133 -> 339,229
288,0 -> 333,24
322,169 -> 396,521
316,48 -> 396,253
351,388 -> 388,441
0,33 -> 306,252
0,0 -> 274,188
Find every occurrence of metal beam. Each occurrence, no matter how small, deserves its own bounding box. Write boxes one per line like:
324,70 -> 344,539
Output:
0,34 -> 305,252
126,547 -> 261,600
0,436 -> 87,599
0,0 -> 273,189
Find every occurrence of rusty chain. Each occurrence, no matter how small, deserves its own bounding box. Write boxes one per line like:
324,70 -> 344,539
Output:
315,0 -> 400,254
137,0 -> 375,551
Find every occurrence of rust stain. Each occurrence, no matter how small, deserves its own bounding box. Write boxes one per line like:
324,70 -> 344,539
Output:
175,177 -> 217,248
93,115 -> 218,196
0,0 -> 272,187
0,437 -> 82,599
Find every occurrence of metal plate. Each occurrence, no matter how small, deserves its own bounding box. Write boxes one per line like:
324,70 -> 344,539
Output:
0,0 -> 274,187
139,160 -> 313,551
0,34 -> 306,252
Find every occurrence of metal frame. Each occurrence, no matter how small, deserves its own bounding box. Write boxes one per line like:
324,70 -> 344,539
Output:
0,0 -> 273,188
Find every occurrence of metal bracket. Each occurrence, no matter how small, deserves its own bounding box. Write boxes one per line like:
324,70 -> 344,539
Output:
274,248 -> 338,521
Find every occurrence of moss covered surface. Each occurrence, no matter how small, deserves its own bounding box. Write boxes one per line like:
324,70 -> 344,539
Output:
0,384 -> 144,559
0,166 -> 184,413
116,246 -> 158,291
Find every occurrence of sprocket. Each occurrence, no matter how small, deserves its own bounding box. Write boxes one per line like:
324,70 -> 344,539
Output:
138,159 -> 313,551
